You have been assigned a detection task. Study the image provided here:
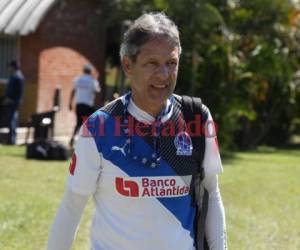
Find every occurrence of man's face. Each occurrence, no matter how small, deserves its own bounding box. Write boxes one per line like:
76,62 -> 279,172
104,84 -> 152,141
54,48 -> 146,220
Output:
122,39 -> 179,116
8,66 -> 15,74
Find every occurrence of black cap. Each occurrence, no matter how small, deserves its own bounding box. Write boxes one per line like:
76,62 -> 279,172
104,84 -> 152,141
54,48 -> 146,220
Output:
83,64 -> 92,74
8,60 -> 20,69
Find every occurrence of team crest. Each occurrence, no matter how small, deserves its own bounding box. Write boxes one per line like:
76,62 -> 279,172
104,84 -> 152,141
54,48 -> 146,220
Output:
174,131 -> 193,156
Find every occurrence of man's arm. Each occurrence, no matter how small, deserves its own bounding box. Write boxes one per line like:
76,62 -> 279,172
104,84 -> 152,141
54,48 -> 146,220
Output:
69,88 -> 75,111
94,79 -> 101,93
47,188 -> 89,250
203,174 -> 227,250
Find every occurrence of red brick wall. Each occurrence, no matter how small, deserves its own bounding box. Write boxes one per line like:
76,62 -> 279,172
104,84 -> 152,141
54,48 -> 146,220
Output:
20,33 -> 39,126
20,0 -> 106,137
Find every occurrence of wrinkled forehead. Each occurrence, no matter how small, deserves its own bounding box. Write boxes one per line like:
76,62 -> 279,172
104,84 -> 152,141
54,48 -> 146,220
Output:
137,38 -> 180,60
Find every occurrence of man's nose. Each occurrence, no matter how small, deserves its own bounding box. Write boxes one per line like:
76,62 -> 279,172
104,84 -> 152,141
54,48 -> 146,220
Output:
156,65 -> 169,80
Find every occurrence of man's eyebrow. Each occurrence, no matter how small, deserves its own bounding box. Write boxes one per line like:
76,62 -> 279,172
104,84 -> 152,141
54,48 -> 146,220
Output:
143,57 -> 159,62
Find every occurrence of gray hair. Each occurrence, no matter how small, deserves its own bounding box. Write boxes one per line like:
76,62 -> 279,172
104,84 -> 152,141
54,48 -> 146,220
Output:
120,12 -> 182,62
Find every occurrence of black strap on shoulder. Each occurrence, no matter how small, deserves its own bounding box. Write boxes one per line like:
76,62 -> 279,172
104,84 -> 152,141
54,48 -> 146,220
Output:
181,95 -> 195,122
181,95 -> 209,250
181,95 -> 207,171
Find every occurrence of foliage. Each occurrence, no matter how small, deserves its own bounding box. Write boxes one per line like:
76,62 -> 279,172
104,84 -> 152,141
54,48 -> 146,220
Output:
226,0 -> 300,148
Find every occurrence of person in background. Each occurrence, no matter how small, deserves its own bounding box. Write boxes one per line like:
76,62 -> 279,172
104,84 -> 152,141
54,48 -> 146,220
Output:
68,64 -> 100,147
2,60 -> 25,144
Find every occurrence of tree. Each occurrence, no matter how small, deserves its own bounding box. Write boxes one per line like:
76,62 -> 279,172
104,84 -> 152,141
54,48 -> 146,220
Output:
228,0 -> 300,147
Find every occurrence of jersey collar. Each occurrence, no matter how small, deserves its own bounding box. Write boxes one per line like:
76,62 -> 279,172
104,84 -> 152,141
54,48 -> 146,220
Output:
121,95 -> 173,124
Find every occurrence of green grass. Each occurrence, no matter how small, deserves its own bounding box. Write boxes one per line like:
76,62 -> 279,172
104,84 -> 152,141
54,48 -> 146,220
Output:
0,146 -> 93,250
222,147 -> 300,250
0,145 -> 299,250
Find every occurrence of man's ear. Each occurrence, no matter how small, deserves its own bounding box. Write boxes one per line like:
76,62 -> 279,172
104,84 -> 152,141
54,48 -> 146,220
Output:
122,56 -> 133,78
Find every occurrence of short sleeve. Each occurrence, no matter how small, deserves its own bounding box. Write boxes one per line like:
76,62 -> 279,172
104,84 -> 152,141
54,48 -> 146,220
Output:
67,126 -> 102,195
73,77 -> 79,89
202,109 -> 223,176
94,79 -> 101,92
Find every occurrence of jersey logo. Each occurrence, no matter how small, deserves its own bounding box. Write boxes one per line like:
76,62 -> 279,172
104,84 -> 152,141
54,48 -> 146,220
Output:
69,153 -> 77,175
174,131 -> 193,156
115,177 -> 139,197
115,176 -> 190,198
111,139 -> 130,156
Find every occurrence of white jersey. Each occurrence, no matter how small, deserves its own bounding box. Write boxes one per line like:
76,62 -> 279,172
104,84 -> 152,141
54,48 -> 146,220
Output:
67,95 -> 223,250
74,74 -> 100,106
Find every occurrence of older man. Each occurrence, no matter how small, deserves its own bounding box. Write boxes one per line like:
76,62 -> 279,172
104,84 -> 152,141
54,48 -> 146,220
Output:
48,12 -> 227,250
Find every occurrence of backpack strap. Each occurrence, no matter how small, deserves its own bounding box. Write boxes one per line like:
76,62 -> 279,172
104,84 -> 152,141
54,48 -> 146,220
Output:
181,95 -> 208,173
181,95 -> 209,250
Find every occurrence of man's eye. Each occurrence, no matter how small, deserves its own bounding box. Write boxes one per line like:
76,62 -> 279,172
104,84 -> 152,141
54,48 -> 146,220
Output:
148,61 -> 158,66
168,61 -> 177,66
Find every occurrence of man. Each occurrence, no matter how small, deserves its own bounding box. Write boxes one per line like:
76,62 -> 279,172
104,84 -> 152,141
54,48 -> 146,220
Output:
69,64 -> 100,146
48,12 -> 227,250
1,60 -> 25,144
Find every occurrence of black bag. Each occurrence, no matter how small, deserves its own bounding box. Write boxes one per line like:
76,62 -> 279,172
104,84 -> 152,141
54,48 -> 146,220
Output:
26,139 -> 68,160
181,95 -> 209,250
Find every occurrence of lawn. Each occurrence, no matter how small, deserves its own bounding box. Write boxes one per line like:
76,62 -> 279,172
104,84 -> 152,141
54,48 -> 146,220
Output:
0,145 -> 299,250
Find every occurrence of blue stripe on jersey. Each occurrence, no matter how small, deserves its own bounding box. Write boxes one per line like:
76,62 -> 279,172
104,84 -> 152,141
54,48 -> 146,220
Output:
158,196 -> 195,241
87,111 -> 195,241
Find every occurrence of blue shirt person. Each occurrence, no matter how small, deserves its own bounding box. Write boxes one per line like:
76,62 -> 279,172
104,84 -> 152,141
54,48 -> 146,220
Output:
3,60 -> 25,144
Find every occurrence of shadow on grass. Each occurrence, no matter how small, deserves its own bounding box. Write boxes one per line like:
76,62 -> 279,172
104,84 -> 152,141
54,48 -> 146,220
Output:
220,150 -> 238,165
222,144 -> 300,165
219,142 -> 300,166
244,144 -> 300,155
279,143 -> 300,150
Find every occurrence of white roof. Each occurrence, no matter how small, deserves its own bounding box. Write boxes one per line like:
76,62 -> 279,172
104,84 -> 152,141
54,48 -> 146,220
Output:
0,0 -> 57,35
